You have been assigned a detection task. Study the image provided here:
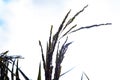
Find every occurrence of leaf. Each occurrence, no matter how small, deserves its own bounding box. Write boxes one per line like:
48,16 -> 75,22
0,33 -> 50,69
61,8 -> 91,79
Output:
2,50 -> 9,55
81,73 -> 84,80
83,72 -> 89,80
0,50 -> 9,58
39,40 -> 46,71
49,25 -> 53,44
16,59 -> 20,80
37,62 -> 41,80
60,66 -> 77,77
11,59 -> 16,80
18,68 -> 30,80
81,72 -> 89,80
0,61 -> 15,76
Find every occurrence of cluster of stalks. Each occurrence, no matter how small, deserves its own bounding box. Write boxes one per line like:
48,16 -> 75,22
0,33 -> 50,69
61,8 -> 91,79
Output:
0,51 -> 29,80
38,5 -> 111,80
0,5 -> 111,80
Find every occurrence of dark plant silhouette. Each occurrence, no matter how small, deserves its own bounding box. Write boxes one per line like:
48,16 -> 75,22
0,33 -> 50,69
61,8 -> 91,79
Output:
0,5 -> 111,80
38,5 -> 111,80
0,51 -> 29,80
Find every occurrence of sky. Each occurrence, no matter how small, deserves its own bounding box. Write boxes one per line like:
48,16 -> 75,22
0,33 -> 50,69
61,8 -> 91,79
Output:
0,0 -> 120,80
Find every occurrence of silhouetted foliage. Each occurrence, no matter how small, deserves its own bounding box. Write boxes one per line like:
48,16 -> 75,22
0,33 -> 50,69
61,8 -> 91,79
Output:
0,51 -> 29,80
38,5 -> 111,80
0,5 -> 111,80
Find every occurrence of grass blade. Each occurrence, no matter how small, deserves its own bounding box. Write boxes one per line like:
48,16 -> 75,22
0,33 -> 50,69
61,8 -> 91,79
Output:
60,66 -> 77,77
81,72 -> 89,80
11,59 -> 16,80
18,68 -> 29,80
16,59 -> 20,80
39,40 -> 46,71
83,72 -> 89,80
37,62 -> 41,80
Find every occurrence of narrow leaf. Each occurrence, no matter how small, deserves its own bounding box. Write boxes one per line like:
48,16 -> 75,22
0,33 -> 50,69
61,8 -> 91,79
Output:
48,25 -> 53,49
18,68 -> 30,80
81,73 -> 84,80
37,62 -> 41,80
39,40 -> 46,71
83,72 -> 89,80
16,59 -> 20,80
0,50 -> 9,57
11,59 -> 16,80
60,66 -> 77,77
0,61 -> 16,76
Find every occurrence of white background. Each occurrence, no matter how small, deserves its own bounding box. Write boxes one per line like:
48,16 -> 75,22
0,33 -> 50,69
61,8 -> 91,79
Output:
0,0 -> 120,80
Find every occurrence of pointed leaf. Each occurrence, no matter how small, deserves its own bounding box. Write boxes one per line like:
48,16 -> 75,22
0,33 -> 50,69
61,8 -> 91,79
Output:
37,62 -> 41,80
11,59 -> 16,80
18,68 -> 29,80
39,40 -> 46,71
83,72 -> 89,80
81,73 -> 84,80
60,66 -> 77,77
16,59 -> 20,80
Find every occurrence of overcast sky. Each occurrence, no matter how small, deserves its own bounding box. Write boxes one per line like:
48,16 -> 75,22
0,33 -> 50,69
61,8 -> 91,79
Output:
0,0 -> 120,80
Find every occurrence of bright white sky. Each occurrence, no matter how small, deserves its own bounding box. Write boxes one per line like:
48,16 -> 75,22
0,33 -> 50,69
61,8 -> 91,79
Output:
0,0 -> 120,80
